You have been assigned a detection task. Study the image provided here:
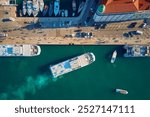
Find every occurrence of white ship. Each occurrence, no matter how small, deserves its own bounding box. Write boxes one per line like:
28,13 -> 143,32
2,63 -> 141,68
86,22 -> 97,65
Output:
22,0 -> 27,15
54,0 -> 60,16
0,45 -> 41,57
111,50 -> 117,63
116,89 -> 128,95
32,0 -> 39,17
50,52 -> 95,78
124,45 -> 150,57
27,0 -> 33,16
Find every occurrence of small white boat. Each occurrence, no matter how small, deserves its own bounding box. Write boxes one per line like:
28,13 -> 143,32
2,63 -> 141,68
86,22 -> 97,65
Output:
54,0 -> 60,16
61,10 -> 65,17
27,0 -> 33,16
22,0 -> 27,16
64,10 -> 68,17
48,1 -> 53,16
72,0 -> 76,11
38,0 -> 44,12
116,89 -> 128,95
32,0 -> 39,17
111,50 -> 117,63
78,2 -> 85,13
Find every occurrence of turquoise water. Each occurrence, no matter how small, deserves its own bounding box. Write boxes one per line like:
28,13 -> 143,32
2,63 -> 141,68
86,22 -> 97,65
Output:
0,45 -> 150,100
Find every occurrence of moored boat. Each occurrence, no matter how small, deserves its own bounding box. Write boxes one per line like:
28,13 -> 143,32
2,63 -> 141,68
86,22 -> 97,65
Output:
38,0 -> 44,12
64,10 -> 68,17
78,1 -> 85,13
111,50 -> 117,63
27,0 -> 33,16
48,1 -> 53,16
50,52 -> 95,78
42,5 -> 48,16
32,0 -> 39,17
124,45 -> 150,57
72,0 -> 76,11
54,0 -> 60,16
61,10 -> 65,17
22,0 -> 27,16
116,89 -> 128,95
0,45 -> 41,57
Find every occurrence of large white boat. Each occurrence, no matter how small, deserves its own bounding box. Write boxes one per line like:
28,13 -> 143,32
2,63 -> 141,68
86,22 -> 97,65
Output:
27,0 -> 33,16
54,0 -> 60,16
50,52 -> 95,78
116,89 -> 128,95
124,45 -> 150,57
111,50 -> 117,63
78,1 -> 85,13
72,0 -> 76,11
38,0 -> 44,12
0,45 -> 41,57
22,0 -> 27,16
32,0 -> 39,17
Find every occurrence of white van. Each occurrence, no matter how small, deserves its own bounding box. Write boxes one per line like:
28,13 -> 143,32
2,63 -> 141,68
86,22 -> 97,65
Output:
135,30 -> 143,35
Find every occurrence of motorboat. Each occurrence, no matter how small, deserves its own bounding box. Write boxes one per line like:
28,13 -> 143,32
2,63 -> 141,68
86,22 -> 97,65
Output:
54,0 -> 60,16
111,50 -> 117,63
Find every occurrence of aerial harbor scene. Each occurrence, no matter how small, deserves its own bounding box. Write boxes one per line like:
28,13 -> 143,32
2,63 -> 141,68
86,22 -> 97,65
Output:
0,0 -> 150,100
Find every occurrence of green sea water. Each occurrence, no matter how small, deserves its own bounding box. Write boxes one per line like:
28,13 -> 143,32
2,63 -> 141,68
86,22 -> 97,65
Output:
0,45 -> 150,100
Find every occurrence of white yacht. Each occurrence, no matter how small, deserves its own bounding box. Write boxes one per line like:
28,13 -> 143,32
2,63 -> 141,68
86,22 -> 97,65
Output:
0,45 -> 41,57
54,0 -> 60,16
32,0 -> 39,17
22,0 -> 27,16
27,0 -> 33,16
38,0 -> 44,12
111,50 -> 117,63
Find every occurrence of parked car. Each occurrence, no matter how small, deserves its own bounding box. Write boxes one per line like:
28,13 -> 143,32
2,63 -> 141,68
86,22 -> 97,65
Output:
127,22 -> 137,28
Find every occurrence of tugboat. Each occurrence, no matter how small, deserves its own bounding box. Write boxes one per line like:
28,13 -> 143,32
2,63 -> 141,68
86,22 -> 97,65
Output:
72,0 -> 76,11
116,89 -> 128,95
111,50 -> 117,63
50,52 -> 95,78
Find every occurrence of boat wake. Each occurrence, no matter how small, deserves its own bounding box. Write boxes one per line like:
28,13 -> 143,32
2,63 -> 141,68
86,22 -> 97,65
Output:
0,75 -> 53,100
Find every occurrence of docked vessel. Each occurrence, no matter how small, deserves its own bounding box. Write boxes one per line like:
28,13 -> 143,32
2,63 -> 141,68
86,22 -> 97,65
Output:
38,0 -> 44,12
32,0 -> 39,17
48,1 -> 54,16
0,45 -> 41,57
27,0 -> 33,16
116,89 -> 128,95
111,50 -> 117,63
61,10 -> 65,17
54,0 -> 60,16
78,2 -> 85,13
42,5 -> 48,16
72,0 -> 76,11
124,45 -> 150,57
50,52 -> 95,78
22,0 -> 27,16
